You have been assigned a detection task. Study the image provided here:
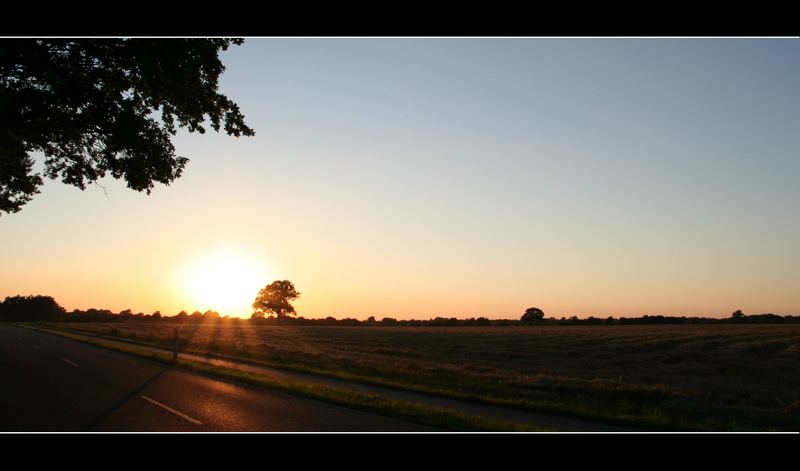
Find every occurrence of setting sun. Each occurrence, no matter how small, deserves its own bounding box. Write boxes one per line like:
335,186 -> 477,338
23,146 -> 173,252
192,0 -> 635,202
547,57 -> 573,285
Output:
2,37 -> 799,433
176,247 -> 270,317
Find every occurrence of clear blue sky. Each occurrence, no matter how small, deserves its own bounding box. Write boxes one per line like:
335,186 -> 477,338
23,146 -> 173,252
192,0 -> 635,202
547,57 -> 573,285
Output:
2,38 -> 799,318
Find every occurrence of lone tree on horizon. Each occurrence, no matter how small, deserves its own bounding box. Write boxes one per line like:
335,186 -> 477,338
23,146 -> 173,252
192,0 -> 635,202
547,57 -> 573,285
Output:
521,306 -> 545,324
252,280 -> 300,325
0,38 -> 254,216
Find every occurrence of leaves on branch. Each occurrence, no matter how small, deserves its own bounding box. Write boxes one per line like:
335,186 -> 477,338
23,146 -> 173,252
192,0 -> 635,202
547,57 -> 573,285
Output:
0,38 -> 254,215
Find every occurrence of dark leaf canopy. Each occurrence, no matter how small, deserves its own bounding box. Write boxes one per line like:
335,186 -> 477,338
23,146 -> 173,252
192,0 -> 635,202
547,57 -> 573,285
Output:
252,280 -> 301,320
0,38 -> 254,215
521,306 -> 545,323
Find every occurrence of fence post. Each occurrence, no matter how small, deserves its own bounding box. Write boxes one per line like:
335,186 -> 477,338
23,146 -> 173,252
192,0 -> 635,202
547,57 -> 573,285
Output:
173,326 -> 179,361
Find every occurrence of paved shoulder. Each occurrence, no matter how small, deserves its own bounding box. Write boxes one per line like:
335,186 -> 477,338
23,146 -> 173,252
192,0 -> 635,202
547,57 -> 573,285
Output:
0,325 -> 432,431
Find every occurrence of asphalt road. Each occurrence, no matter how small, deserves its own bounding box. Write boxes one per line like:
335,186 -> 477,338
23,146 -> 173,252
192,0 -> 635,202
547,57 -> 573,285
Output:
33,327 -> 635,431
0,324 -> 433,431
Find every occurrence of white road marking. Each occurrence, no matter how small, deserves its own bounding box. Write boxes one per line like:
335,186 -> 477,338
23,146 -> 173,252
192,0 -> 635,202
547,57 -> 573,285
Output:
32,344 -> 41,349
140,395 -> 204,425
61,358 -> 80,367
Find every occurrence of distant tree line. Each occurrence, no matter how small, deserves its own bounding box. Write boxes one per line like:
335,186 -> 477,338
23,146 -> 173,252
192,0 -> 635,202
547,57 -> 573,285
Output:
2,295 -> 798,325
0,295 -> 65,322
269,313 -> 796,326
542,313 -> 794,326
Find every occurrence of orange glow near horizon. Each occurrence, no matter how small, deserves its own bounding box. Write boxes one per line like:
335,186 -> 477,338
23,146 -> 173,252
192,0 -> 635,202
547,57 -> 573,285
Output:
174,246 -> 272,318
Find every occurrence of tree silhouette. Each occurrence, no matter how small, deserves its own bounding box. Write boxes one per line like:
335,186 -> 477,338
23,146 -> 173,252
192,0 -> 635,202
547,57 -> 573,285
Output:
252,280 -> 301,325
0,295 -> 66,321
521,306 -> 545,324
0,38 -> 254,216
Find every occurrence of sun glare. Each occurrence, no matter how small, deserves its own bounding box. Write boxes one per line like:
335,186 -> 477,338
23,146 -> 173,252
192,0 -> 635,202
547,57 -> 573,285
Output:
177,247 -> 270,317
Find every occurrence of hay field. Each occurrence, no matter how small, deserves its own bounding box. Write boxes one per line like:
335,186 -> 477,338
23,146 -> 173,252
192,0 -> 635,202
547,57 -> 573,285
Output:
49,321 -> 800,430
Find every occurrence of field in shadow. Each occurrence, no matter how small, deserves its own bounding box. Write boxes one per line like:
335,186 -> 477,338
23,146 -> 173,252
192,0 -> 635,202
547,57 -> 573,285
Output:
43,321 -> 800,430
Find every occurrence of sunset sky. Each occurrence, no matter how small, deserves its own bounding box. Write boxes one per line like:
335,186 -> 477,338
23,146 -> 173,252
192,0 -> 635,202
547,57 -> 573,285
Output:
2,38 -> 799,319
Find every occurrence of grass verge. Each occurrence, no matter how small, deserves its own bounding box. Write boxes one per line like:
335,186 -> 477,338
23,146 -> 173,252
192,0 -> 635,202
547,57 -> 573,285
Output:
28,323 -> 796,431
27,323 -> 638,429
18,324 -> 548,432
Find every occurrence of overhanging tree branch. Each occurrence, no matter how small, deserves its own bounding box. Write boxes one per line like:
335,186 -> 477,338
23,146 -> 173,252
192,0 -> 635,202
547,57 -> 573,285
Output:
0,38 -> 254,216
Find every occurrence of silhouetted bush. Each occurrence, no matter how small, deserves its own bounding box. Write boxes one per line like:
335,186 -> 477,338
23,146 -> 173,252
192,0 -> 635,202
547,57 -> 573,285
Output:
521,307 -> 545,324
0,295 -> 66,321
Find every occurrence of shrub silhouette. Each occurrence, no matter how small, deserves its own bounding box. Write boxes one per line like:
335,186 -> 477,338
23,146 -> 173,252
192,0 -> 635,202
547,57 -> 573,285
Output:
0,295 -> 65,321
521,307 -> 545,324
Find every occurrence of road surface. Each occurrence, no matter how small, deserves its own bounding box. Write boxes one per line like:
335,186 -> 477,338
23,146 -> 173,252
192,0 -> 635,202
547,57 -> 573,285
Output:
0,324 -> 432,431
32,326 -> 635,431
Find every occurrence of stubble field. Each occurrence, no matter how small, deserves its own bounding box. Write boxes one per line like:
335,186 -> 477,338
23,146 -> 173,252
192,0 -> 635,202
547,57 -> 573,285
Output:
44,321 -> 800,430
